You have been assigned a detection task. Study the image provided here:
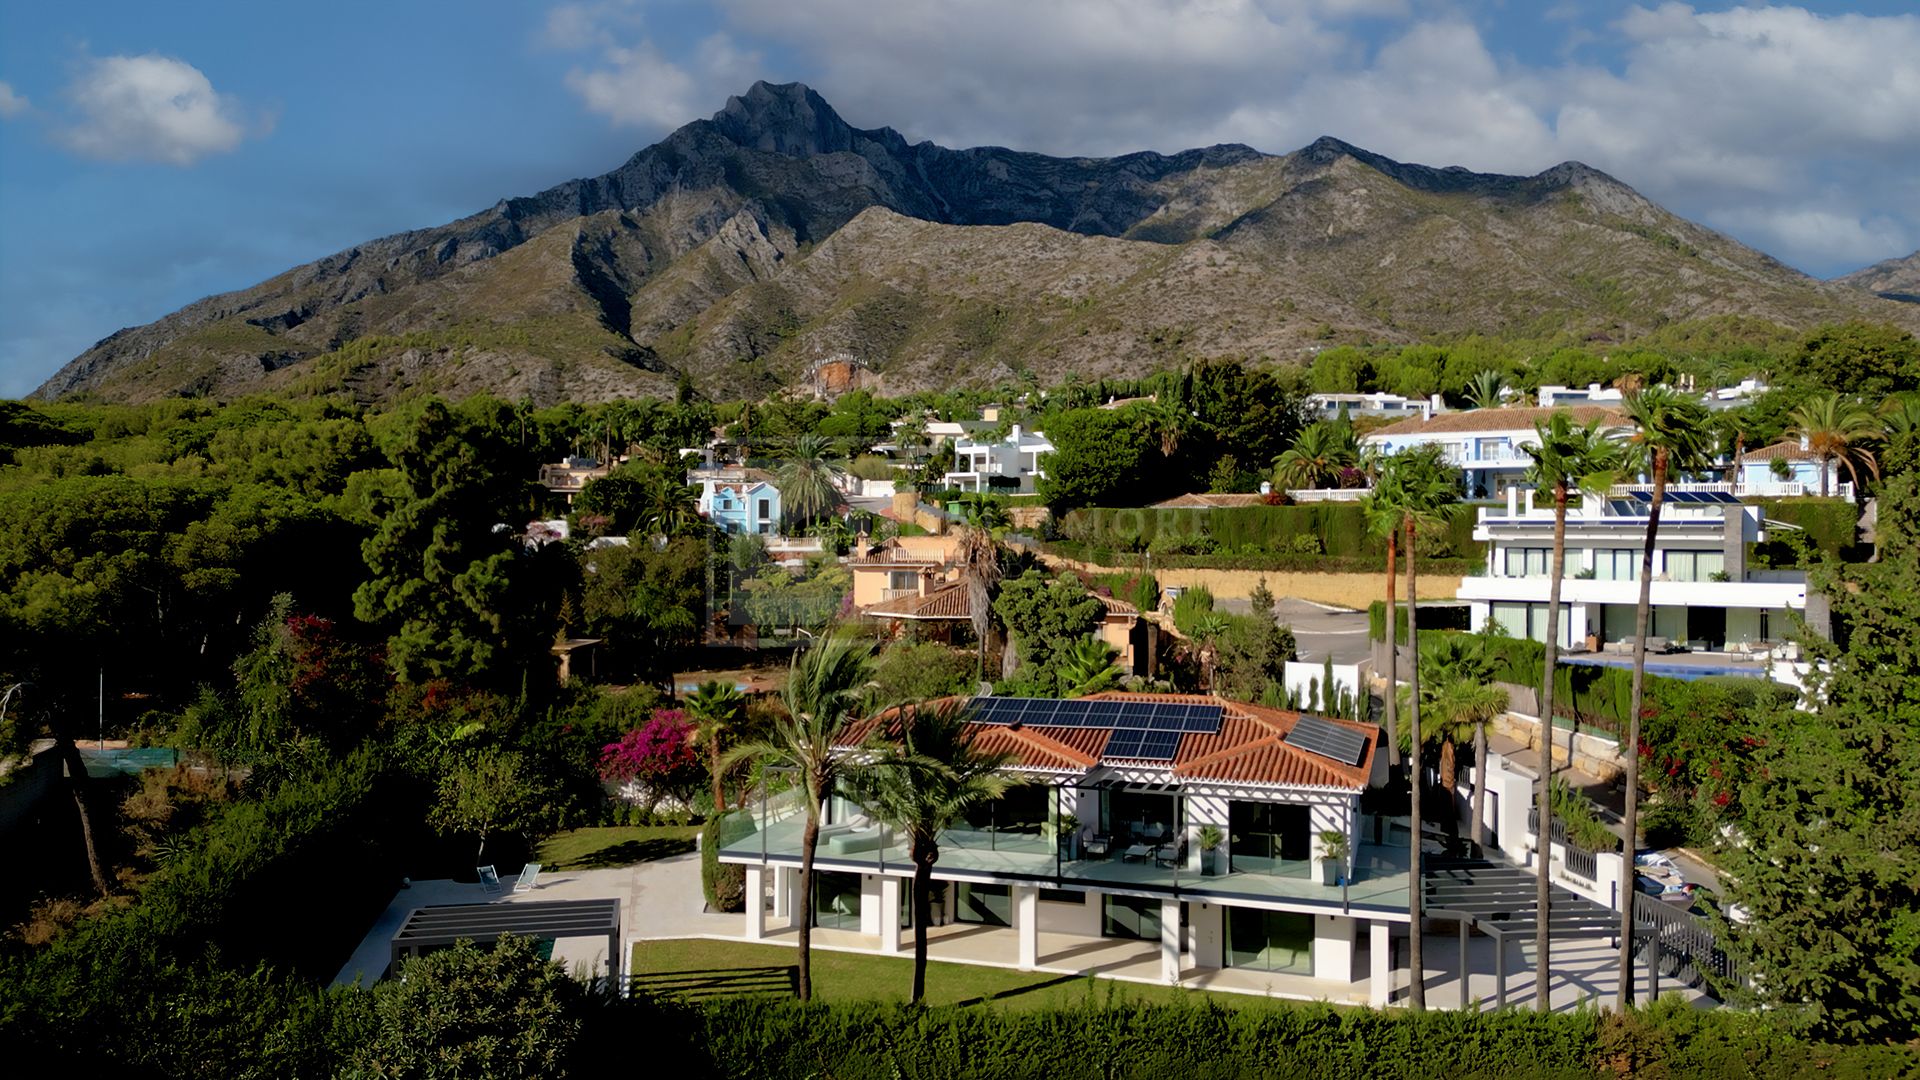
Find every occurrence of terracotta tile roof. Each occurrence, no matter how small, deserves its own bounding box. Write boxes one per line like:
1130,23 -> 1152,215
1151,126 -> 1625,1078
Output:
837,692 -> 1375,790
1093,594 -> 1140,617
1739,441 -> 1819,463
1366,405 -> 1626,439
1150,492 -> 1269,509
863,582 -> 974,621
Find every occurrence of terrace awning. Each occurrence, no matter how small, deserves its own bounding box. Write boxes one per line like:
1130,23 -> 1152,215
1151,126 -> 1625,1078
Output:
388,898 -> 621,981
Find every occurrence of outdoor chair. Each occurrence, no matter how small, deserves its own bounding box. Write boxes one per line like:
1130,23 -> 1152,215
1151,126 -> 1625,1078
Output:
513,862 -> 543,893
476,865 -> 501,893
1084,834 -> 1111,858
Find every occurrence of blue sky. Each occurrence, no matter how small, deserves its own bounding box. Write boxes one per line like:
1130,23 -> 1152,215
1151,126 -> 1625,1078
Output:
2,1 -> 1917,398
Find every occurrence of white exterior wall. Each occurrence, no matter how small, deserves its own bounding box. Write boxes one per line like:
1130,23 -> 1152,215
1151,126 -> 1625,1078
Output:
1040,888 -> 1104,937
1312,914 -> 1356,982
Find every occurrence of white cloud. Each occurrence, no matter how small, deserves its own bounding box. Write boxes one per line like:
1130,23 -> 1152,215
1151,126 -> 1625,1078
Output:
564,32 -> 760,130
58,54 -> 259,165
0,81 -> 28,119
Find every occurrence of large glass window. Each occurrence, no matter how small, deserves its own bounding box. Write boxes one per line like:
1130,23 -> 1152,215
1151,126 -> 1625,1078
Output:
1103,789 -> 1179,847
813,872 -> 862,930
956,882 -> 1011,926
1226,909 -> 1314,973
1229,800 -> 1310,876
1595,549 -> 1639,581
1102,895 -> 1162,940
1665,550 -> 1725,582
1490,602 -> 1572,647
1502,547 -> 1550,577
957,786 -> 1051,855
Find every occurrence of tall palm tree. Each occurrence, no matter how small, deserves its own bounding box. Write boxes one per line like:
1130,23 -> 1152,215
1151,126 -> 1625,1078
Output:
775,434 -> 847,530
1188,613 -> 1231,692
723,632 -> 878,1001
1398,663 -> 1508,848
638,473 -> 700,537
685,680 -> 745,813
1617,386 -> 1712,1008
1523,411 -> 1625,1009
956,526 -> 1003,681
1464,369 -> 1510,410
1789,392 -> 1882,499
1272,422 -> 1359,490
1360,466 -> 1402,769
848,702 -> 1015,1004
1380,445 -> 1460,1010
1136,399 -> 1187,460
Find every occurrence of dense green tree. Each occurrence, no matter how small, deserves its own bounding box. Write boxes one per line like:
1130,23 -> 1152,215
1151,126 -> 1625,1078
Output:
1036,406 -> 1156,513
1209,614 -> 1297,701
353,400 -> 540,685
429,747 -> 562,865
1785,321 -> 1920,397
351,935 -> 588,1078
991,571 -> 1101,675
1720,473 -> 1920,1040
1054,637 -> 1124,697
870,642 -> 978,709
1881,394 -> 1920,479
579,537 -> 707,684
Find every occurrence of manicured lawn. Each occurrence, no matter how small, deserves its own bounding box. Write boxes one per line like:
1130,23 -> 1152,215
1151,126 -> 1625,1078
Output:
631,938 -> 1290,1011
535,825 -> 699,871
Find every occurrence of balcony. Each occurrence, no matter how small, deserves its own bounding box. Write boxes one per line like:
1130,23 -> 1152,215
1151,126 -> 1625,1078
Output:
714,796 -> 1417,914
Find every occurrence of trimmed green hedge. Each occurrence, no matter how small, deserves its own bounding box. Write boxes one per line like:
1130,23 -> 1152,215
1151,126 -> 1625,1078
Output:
1748,497 -> 1858,555
1048,540 -> 1478,577
1058,504 -> 1484,562
670,996 -> 1918,1080
1367,601 -> 1473,642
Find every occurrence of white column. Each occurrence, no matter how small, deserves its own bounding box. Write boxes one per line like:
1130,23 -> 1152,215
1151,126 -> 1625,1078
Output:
1370,919 -> 1392,1007
1160,898 -> 1182,984
879,877 -> 903,954
772,866 -> 791,922
1313,914 -> 1355,983
1190,902 -> 1224,969
744,866 -> 766,941
1015,886 -> 1040,970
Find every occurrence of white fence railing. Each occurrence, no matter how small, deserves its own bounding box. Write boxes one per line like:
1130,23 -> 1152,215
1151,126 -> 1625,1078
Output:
1611,480 -> 1852,500
1285,487 -> 1370,502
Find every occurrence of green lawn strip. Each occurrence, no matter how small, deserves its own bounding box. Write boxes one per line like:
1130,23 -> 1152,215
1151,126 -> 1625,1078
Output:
536,825 -> 699,871
631,938 -> 1312,1011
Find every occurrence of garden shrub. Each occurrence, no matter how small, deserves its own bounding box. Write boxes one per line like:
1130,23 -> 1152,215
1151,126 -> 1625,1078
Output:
701,815 -> 746,913
1171,585 -> 1216,634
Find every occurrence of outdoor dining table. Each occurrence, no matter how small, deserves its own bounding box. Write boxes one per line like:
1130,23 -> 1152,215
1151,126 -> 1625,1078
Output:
1123,843 -> 1152,861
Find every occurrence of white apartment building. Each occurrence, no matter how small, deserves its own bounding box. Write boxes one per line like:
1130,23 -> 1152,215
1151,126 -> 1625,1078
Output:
1307,392 -> 1442,421
1359,406 -> 1629,500
1456,487 -> 1808,660
943,424 -> 1054,494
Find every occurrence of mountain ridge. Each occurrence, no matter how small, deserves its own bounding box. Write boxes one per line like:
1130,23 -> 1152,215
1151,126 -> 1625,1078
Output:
32,80 -> 1918,404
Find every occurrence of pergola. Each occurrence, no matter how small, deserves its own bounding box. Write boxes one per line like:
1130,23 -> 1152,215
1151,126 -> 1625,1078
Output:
1424,857 -> 1663,1008
389,898 -> 622,984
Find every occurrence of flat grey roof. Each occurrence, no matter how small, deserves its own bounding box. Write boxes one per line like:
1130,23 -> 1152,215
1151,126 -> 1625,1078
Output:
1423,858 -> 1625,940
390,898 -> 620,953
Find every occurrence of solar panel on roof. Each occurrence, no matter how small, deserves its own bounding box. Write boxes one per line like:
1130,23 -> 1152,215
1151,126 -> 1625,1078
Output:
1283,714 -> 1369,767
1708,491 -> 1741,504
1104,730 -> 1146,758
1135,731 -> 1181,760
1116,703 -> 1156,726
1148,714 -> 1183,731
1627,490 -> 1652,503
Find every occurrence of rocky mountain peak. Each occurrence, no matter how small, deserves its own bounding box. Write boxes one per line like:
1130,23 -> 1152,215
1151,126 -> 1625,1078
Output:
708,80 -> 867,157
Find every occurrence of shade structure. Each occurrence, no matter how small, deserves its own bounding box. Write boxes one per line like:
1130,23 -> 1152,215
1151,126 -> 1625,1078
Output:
388,898 -> 621,983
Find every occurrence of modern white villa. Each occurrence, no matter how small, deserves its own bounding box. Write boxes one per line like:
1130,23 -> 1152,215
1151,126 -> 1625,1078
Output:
1307,392 -> 1442,421
943,425 -> 1054,494
1456,487 -> 1812,671
714,693 -> 1436,1002
1360,406 -> 1629,500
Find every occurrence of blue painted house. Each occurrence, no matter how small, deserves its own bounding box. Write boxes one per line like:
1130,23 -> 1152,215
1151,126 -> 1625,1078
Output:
696,467 -> 781,535
1737,440 -> 1845,497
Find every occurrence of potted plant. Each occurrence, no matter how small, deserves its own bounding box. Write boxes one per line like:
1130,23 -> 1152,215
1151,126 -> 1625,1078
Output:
1319,828 -> 1351,892
1197,824 -> 1224,876
1046,812 -> 1082,860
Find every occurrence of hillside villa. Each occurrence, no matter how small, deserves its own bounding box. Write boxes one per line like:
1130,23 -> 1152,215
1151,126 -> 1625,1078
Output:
1455,486 -> 1815,681
715,693 -> 1419,1001
1359,406 -> 1629,500
943,425 -> 1054,494
693,467 -> 782,535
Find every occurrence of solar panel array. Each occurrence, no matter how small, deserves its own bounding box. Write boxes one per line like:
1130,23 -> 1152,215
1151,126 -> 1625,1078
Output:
964,697 -> 1224,761
1282,714 -> 1370,767
1622,490 -> 1741,505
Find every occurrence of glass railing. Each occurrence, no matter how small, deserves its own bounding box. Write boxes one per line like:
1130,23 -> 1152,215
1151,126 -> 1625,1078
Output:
715,789 -> 1414,913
